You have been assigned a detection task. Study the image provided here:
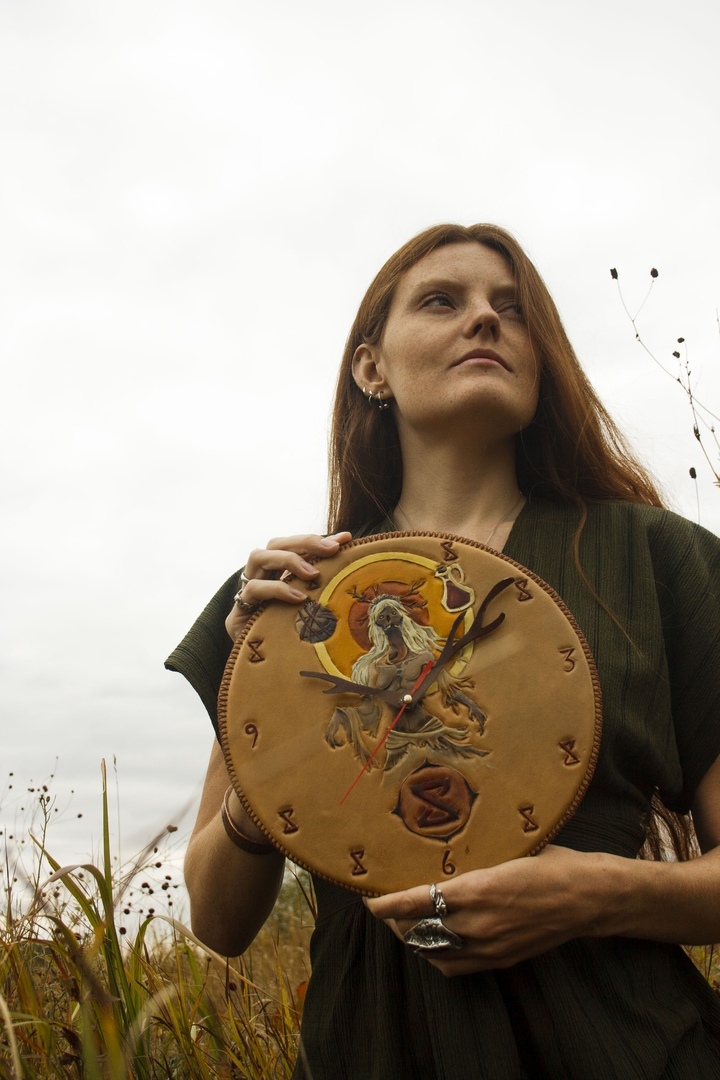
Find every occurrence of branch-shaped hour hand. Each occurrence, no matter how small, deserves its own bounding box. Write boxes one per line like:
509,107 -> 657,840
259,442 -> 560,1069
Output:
300,575 -> 515,711
299,671 -> 410,709
408,576 -> 515,706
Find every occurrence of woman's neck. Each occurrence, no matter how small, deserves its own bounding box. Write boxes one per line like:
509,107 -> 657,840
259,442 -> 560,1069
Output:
392,435 -> 524,547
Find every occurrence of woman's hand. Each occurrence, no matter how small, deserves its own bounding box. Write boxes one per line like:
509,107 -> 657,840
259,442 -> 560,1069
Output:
366,759 -> 720,977
364,845 -> 622,976
225,531 -> 352,642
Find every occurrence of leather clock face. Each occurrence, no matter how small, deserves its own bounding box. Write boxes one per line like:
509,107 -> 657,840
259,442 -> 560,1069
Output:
218,532 -> 602,895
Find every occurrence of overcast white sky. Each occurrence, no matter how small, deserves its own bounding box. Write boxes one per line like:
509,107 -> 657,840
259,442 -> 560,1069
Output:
2,0 -> 719,866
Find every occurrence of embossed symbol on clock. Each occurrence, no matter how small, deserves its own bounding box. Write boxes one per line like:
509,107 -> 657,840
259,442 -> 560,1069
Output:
294,600 -> 338,644
393,762 -> 477,841
279,808 -> 299,834
519,804 -> 539,832
558,646 -> 576,672
350,848 -> 367,875
247,639 -> 265,663
514,578 -> 533,602
559,738 -> 581,765
434,563 -> 476,613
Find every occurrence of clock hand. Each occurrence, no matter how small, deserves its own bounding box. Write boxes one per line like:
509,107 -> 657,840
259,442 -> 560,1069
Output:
299,671 -> 406,709
302,576 -> 516,709
409,576 -> 516,706
316,574 -> 516,804
339,659 -> 435,806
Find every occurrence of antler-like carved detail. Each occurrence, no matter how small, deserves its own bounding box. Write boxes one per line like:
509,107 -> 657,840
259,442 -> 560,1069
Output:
408,577 -> 515,706
299,670 -> 405,708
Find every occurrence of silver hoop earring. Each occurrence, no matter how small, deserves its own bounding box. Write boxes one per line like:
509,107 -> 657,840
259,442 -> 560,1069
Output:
363,387 -> 390,410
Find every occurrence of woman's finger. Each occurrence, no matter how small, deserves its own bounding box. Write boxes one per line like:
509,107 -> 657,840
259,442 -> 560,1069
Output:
364,881 -> 439,922
265,531 -> 352,554
226,531 -> 353,641
244,532 -> 352,580
235,577 -> 309,607
225,578 -> 309,641
244,548 -> 321,583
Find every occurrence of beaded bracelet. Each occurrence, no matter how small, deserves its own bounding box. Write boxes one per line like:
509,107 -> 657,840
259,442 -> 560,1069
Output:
221,787 -> 277,855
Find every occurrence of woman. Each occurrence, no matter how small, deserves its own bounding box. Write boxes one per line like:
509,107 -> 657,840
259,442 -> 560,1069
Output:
168,224 -> 720,1078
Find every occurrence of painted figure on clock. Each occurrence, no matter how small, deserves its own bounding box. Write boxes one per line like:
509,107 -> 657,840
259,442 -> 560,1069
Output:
324,591 -> 489,771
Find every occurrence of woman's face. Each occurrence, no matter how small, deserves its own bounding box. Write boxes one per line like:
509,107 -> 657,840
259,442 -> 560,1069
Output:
354,242 -> 539,443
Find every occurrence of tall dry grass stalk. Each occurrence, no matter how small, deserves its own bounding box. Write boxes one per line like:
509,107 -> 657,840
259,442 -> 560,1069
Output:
0,762 -> 312,1078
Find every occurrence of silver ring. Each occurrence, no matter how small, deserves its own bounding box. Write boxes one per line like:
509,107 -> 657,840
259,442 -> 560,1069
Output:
430,883 -> 447,917
233,591 -> 258,615
403,917 -> 464,953
240,572 -> 251,586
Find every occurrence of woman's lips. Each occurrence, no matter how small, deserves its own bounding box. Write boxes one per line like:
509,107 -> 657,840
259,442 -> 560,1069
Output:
454,349 -> 508,369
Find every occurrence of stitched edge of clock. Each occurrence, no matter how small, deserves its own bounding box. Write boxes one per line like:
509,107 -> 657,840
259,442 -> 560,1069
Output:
217,530 -> 603,895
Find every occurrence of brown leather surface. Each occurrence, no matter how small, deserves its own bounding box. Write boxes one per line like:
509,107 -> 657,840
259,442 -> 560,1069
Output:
218,532 -> 602,895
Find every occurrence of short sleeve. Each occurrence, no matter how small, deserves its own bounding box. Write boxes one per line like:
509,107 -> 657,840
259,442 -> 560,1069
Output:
164,569 -> 242,736
164,523 -> 391,736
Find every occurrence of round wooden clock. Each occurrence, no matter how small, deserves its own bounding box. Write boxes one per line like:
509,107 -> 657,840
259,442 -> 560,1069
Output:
218,532 -> 602,896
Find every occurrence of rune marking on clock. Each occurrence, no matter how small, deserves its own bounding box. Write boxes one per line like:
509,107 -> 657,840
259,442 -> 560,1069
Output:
393,763 -> 476,841
279,808 -> 299,834
559,738 -> 581,766
513,578 -> 533,602
350,848 -> 367,875
440,540 -> 458,562
519,804 -> 540,832
247,639 -> 265,663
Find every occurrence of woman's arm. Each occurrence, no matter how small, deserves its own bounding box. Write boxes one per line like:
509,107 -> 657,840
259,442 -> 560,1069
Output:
184,738 -> 285,956
184,530 -> 353,956
364,754 -> 720,977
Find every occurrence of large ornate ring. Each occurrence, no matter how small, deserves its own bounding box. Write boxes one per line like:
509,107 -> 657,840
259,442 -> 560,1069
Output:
403,917 -> 464,953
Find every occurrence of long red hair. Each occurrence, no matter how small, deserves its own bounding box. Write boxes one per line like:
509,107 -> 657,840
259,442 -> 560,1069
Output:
327,224 -> 692,863
327,223 -> 664,534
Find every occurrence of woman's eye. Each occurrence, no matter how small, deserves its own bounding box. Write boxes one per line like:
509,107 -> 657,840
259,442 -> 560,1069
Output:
499,300 -> 523,317
421,293 -> 453,309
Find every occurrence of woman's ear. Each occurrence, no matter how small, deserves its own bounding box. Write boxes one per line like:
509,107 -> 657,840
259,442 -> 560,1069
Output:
352,343 -> 390,397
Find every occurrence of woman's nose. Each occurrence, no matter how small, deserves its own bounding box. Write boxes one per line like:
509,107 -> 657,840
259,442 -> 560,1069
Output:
464,300 -> 500,339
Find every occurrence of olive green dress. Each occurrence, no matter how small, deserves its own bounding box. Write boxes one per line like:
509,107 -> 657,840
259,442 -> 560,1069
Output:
166,498 -> 720,1079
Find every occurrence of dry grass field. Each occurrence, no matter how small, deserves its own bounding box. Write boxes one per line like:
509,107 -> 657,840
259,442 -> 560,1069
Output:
0,764 -> 312,1078
2,764 -> 718,1078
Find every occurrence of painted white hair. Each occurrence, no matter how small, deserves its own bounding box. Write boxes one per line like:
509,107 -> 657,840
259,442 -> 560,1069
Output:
351,597 -> 440,685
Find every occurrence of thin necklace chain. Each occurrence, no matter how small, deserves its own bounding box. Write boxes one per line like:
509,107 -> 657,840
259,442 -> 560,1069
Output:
394,492 -> 526,548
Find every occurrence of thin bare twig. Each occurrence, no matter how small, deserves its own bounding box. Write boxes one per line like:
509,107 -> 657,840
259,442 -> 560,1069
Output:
612,270 -> 720,487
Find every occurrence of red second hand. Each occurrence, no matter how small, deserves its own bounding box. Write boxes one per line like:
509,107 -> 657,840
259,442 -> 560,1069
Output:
339,660 -> 435,806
